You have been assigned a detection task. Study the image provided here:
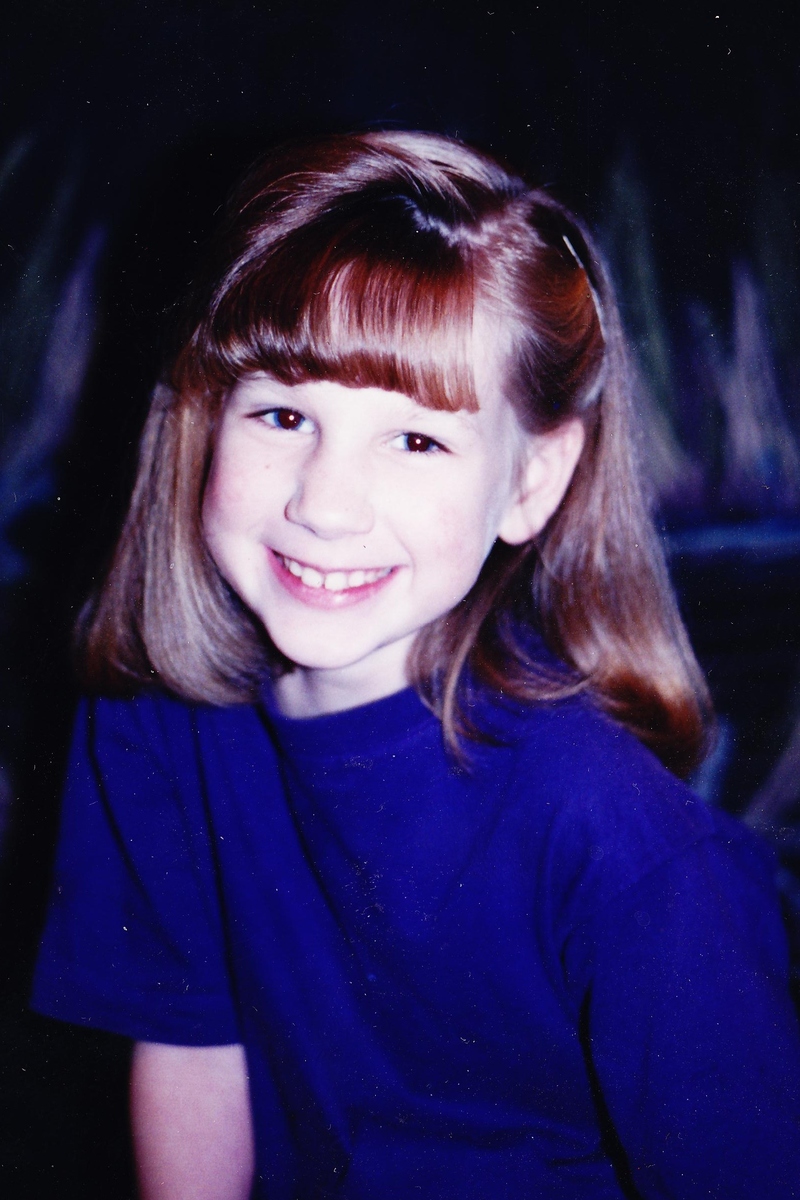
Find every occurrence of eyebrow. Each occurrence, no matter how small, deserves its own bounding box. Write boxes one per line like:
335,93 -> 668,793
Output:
228,380 -> 485,438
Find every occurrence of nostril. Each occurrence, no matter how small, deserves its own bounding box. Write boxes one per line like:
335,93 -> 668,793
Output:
285,472 -> 374,537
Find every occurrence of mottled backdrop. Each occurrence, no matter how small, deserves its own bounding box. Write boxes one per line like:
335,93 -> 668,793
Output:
1,3 -> 799,1195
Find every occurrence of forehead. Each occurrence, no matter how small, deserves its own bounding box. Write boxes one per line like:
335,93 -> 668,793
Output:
225,298 -> 515,414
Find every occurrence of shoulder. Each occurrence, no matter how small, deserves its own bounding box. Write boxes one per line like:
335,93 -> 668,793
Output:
484,690 -> 771,925
37,688 -> 246,1044
488,686 -> 702,810
72,689 -> 201,793
82,685 -> 261,752
74,687 -> 272,804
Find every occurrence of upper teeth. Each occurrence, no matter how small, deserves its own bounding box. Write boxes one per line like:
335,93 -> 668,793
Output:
281,556 -> 392,592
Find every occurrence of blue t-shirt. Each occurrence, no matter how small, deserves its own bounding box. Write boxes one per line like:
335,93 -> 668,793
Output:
32,682 -> 800,1199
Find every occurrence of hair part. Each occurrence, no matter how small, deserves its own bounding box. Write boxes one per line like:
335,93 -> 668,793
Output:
78,129 -> 711,777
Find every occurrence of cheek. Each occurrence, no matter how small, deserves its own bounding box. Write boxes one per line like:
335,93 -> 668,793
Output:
201,456 -> 261,570
414,498 -> 496,591
430,475 -> 510,558
203,443 -> 273,531
200,486 -> 230,570
201,462 -> 235,543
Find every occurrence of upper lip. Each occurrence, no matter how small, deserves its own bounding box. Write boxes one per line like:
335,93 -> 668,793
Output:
272,550 -> 395,574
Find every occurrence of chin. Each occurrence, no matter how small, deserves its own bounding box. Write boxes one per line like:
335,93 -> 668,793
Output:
267,635 -> 368,673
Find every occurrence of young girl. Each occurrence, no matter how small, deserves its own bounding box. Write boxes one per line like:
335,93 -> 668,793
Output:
33,131 -> 800,1199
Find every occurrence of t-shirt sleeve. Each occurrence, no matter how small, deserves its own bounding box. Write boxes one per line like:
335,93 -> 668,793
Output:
31,694 -> 241,1046
564,828 -> 800,1200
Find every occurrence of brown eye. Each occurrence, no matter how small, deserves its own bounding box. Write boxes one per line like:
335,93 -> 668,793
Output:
402,432 -> 441,453
263,408 -> 308,431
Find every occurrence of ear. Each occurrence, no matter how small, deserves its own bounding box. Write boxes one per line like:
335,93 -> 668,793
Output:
497,418 -> 585,545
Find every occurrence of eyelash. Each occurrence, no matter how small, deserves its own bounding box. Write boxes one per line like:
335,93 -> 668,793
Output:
394,432 -> 445,454
256,409 -> 446,454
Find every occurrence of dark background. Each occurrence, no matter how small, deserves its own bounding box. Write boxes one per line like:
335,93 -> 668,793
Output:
1,2 -> 799,1195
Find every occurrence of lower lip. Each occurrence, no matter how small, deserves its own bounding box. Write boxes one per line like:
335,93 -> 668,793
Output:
269,551 -> 398,609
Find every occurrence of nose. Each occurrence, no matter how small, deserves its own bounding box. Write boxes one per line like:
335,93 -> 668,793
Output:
284,444 -> 375,538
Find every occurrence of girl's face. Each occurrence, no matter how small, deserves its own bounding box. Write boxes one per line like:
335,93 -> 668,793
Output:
202,339 -> 579,717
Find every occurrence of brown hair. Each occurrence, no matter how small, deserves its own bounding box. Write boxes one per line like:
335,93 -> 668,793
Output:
79,130 -> 711,776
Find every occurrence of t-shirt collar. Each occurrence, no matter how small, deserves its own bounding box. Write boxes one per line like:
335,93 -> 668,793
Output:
258,681 -> 436,765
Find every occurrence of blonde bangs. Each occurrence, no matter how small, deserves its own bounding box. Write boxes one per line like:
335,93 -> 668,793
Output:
201,196 -> 481,412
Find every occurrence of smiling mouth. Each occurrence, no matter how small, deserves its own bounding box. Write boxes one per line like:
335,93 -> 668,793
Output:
276,554 -> 394,593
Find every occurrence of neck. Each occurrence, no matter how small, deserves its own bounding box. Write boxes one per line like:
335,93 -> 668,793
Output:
273,639 -> 413,719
